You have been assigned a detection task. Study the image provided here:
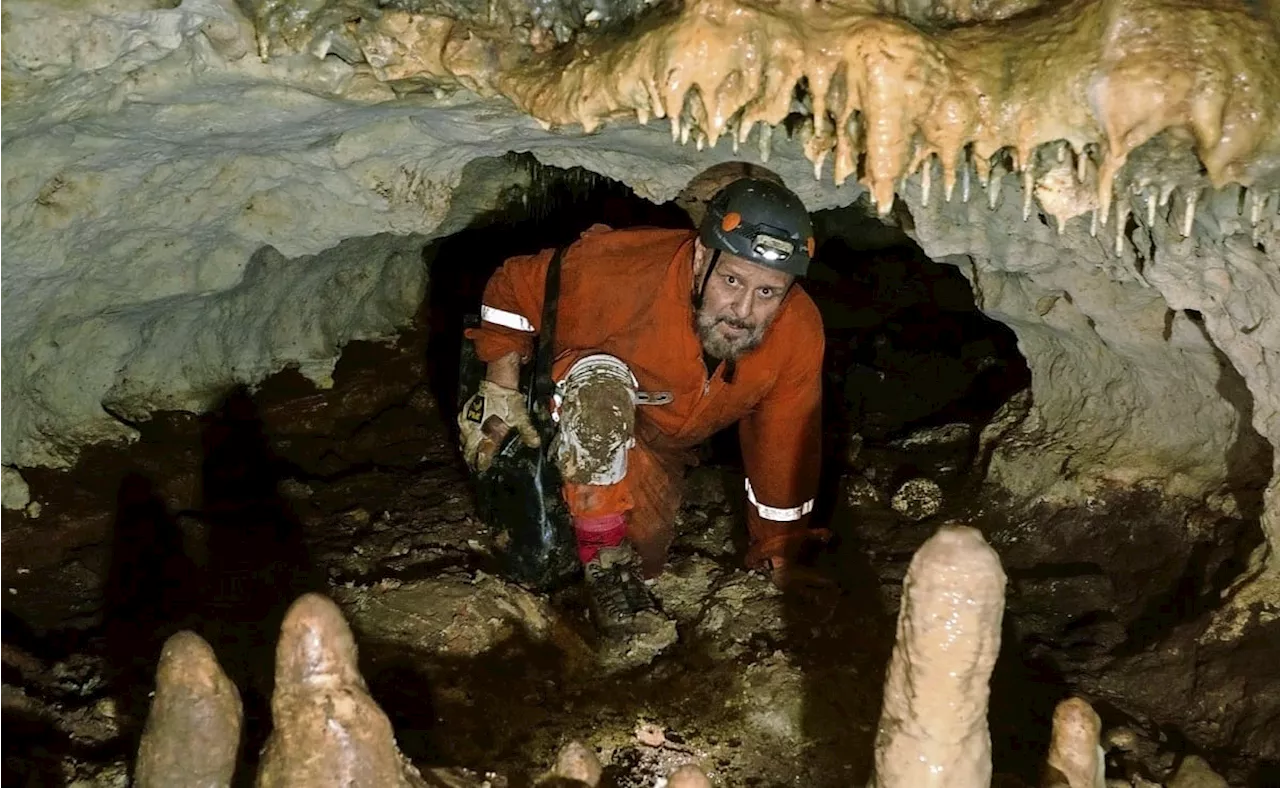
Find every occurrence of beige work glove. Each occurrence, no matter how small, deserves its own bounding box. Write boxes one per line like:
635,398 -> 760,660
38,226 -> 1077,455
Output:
457,380 -> 541,473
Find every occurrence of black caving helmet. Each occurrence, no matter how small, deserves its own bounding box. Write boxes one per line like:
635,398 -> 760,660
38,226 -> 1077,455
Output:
699,178 -> 816,277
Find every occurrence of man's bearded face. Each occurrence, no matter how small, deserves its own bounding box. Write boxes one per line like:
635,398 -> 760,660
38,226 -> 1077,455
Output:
696,302 -> 769,360
694,249 -> 792,361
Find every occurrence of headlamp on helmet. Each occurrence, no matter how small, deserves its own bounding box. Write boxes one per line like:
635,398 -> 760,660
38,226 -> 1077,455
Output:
700,178 -> 815,277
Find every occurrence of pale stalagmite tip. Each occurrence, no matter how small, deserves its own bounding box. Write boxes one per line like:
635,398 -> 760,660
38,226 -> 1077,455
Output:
1041,696 -> 1105,788
135,630 -> 242,788
665,764 -> 713,788
274,592 -> 365,690
552,741 -> 603,786
258,593 -> 412,788
870,524 -> 1007,788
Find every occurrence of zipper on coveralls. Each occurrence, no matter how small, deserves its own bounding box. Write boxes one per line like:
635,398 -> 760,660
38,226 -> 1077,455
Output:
679,357 -> 724,439
697,360 -> 722,404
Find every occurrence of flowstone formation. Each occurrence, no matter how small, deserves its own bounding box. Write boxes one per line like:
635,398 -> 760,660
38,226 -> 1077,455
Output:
256,0 -> 1280,217
3,0 -> 1279,587
4,9 -> 1279,770
256,0 -> 1280,571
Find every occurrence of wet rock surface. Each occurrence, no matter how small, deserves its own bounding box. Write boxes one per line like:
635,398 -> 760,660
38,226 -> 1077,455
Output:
0,339 -> 886,785
135,631 -> 243,788
2,226 -> 1276,786
257,593 -> 428,787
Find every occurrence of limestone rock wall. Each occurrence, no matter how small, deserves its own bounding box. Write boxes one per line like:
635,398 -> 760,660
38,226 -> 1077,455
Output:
1145,201 -> 1280,575
903,176 -> 1274,509
3,0 -> 1279,562
0,0 -> 843,479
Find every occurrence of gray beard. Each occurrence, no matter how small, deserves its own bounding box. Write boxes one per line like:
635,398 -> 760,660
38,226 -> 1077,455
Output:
695,308 -> 766,361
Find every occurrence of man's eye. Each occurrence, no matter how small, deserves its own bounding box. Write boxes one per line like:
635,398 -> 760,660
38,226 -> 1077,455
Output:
759,287 -> 774,298
724,275 -> 738,286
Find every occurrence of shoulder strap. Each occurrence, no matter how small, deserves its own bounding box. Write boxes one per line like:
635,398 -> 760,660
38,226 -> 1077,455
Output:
528,246 -> 565,437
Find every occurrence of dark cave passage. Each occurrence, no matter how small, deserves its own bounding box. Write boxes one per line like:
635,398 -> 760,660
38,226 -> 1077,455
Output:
2,158 -> 1273,788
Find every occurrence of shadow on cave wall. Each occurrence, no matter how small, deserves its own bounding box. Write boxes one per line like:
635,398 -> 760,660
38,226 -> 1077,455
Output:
2,159 -> 1036,785
101,387 -> 326,784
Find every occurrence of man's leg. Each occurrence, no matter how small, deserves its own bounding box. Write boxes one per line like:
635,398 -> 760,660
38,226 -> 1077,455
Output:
617,441 -> 685,579
562,440 -> 684,577
552,354 -> 679,632
552,353 -> 639,572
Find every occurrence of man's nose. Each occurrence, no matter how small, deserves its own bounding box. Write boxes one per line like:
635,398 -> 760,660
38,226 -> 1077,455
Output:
730,291 -> 753,319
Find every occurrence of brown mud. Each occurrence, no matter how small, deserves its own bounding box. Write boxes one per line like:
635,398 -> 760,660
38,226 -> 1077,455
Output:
3,174 -> 1274,787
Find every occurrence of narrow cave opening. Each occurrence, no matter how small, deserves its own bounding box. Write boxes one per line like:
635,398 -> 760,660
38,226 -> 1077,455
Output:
31,154 -> 1274,788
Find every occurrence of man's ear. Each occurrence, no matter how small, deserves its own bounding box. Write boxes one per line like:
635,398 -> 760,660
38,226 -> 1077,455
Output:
691,240 -> 707,279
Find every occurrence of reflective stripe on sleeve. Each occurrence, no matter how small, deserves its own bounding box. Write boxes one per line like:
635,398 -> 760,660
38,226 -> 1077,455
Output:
480,305 -> 535,332
745,479 -> 815,522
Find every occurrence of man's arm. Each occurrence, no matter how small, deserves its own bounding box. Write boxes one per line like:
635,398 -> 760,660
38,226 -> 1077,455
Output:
738,317 -> 825,572
486,351 -> 522,389
458,250 -> 556,470
467,248 -> 556,366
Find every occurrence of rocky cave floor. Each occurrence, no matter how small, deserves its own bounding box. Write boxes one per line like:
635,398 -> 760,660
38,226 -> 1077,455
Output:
3,206 -> 1277,787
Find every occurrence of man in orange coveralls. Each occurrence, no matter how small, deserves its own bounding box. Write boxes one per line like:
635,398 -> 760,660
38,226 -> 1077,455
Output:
458,177 -> 828,634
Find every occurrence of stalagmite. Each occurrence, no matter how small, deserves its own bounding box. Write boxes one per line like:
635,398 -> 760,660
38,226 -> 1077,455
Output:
548,741 -> 603,786
1040,697 -> 1106,788
869,525 -> 1007,788
135,632 -> 243,788
256,593 -> 425,787
665,764 -> 713,787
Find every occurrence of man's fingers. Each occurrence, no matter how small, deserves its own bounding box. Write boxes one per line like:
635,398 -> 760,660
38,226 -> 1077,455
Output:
474,437 -> 497,473
514,420 -> 542,448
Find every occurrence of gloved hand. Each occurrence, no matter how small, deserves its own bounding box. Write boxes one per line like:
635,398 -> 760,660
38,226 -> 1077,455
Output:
457,380 -> 541,472
766,554 -> 837,595
763,528 -> 836,595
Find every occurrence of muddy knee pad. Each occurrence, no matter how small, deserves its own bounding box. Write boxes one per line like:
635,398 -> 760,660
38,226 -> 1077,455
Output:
553,354 -> 637,486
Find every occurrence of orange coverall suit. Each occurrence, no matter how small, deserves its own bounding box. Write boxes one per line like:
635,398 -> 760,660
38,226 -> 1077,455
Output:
467,225 -> 825,577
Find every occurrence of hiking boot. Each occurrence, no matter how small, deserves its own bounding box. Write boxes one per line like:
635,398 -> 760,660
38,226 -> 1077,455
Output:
583,545 -> 679,672
583,544 -> 660,634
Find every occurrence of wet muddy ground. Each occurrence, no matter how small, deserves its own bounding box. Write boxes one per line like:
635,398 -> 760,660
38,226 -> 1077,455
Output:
1,364 -> 896,787
4,179 -> 1276,786
0,259 -> 1014,786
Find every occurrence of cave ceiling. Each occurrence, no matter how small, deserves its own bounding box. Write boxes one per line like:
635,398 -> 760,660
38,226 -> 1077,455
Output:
2,0 -> 1278,563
